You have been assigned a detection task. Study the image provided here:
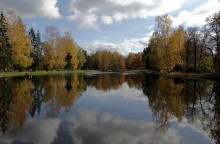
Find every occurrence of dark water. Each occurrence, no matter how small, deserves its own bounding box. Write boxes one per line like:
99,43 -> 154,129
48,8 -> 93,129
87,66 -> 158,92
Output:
0,72 -> 219,144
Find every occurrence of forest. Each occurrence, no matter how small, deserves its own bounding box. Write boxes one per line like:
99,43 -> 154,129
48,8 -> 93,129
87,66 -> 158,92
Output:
0,10 -> 220,73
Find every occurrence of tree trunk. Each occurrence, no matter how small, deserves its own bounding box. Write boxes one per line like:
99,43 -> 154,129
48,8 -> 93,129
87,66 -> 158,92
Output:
194,38 -> 197,72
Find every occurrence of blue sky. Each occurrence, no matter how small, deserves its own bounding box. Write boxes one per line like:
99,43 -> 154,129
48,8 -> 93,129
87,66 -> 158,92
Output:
0,0 -> 219,55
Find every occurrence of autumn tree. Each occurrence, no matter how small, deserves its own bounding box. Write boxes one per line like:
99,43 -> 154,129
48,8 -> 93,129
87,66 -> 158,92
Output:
143,33 -> 160,71
0,11 -> 12,71
126,52 -> 135,69
119,55 -> 126,70
99,50 -> 111,71
168,26 -> 185,71
87,50 -> 125,71
111,51 -> 121,70
143,15 -> 185,72
64,32 -> 79,69
131,52 -> 144,69
154,14 -> 173,72
206,11 -> 220,71
43,41 -> 55,70
43,26 -> 60,70
6,11 -> 33,70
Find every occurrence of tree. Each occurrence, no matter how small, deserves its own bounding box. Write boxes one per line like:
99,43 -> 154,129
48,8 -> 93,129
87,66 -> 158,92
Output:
119,55 -> 126,70
111,51 -> 121,70
154,14 -> 173,72
43,41 -> 55,70
0,11 -> 12,71
143,33 -> 160,71
144,15 -> 186,72
167,26 -> 185,71
63,32 -> 79,69
6,11 -> 33,70
99,50 -> 111,71
206,11 -> 220,71
77,47 -> 86,69
64,53 -> 73,70
44,26 -> 60,48
43,26 -> 60,69
126,52 -> 135,69
29,28 -> 44,70
131,52 -> 144,69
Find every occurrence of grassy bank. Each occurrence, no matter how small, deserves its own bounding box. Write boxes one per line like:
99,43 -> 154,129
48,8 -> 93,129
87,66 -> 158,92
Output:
127,69 -> 220,80
165,72 -> 220,80
0,70 -> 99,78
1,69 -> 220,80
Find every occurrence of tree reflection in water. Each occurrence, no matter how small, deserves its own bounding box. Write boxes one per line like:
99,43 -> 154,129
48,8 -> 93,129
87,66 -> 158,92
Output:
138,75 -> 219,143
0,73 -> 219,143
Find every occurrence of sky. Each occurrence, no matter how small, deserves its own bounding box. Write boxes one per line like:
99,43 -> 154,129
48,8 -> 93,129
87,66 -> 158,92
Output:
0,0 -> 219,55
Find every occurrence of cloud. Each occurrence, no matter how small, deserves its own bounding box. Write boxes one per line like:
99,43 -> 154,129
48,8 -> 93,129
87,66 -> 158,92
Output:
64,108 -> 211,144
87,83 -> 147,101
0,118 -> 61,144
0,0 -> 61,19
67,0 -> 185,29
171,0 -> 219,26
89,33 -> 152,55
66,108 -> 182,144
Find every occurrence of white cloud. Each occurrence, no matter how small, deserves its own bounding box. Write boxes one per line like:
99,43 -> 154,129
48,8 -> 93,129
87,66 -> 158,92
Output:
67,0 -> 185,29
101,16 -> 113,25
65,108 -> 211,144
89,34 -> 151,55
0,0 -> 61,19
0,118 -> 60,144
86,83 -> 147,102
171,0 -> 219,26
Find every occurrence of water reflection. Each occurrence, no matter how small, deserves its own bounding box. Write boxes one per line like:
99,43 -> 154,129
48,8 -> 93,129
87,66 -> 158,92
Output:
0,73 -> 219,143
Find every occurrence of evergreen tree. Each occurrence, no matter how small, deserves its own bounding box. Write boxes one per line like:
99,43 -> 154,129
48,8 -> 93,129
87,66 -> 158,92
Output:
0,11 -> 12,71
64,53 -> 73,70
29,28 -> 44,70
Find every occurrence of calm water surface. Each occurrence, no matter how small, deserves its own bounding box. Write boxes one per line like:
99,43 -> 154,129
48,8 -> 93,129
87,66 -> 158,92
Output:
0,73 -> 219,144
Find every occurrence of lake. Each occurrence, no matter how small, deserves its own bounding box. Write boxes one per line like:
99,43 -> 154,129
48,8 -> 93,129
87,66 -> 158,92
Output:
0,72 -> 219,144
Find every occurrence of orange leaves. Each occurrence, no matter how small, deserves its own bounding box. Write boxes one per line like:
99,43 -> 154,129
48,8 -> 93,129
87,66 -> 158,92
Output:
6,11 -> 33,69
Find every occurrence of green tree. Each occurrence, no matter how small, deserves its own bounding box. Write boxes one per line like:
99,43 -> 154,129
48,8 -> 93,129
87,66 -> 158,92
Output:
77,47 -> 86,69
0,11 -> 12,71
29,28 -> 44,70
64,53 -> 73,70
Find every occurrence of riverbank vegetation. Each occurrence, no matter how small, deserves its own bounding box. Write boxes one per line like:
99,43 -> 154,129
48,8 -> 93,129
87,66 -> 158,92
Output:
0,10 -> 220,74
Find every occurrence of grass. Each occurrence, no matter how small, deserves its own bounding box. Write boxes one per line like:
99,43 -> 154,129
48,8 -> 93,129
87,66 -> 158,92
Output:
0,70 -> 99,78
125,69 -> 220,80
1,69 -> 220,80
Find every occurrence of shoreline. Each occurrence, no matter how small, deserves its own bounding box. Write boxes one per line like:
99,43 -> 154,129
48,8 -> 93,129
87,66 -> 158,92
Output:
1,70 -> 220,80
0,70 -> 99,78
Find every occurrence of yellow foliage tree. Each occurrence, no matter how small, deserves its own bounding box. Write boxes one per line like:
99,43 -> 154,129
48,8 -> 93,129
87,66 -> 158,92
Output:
6,11 -> 33,69
55,32 -> 78,69
63,32 -> 78,69
43,42 -> 56,70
